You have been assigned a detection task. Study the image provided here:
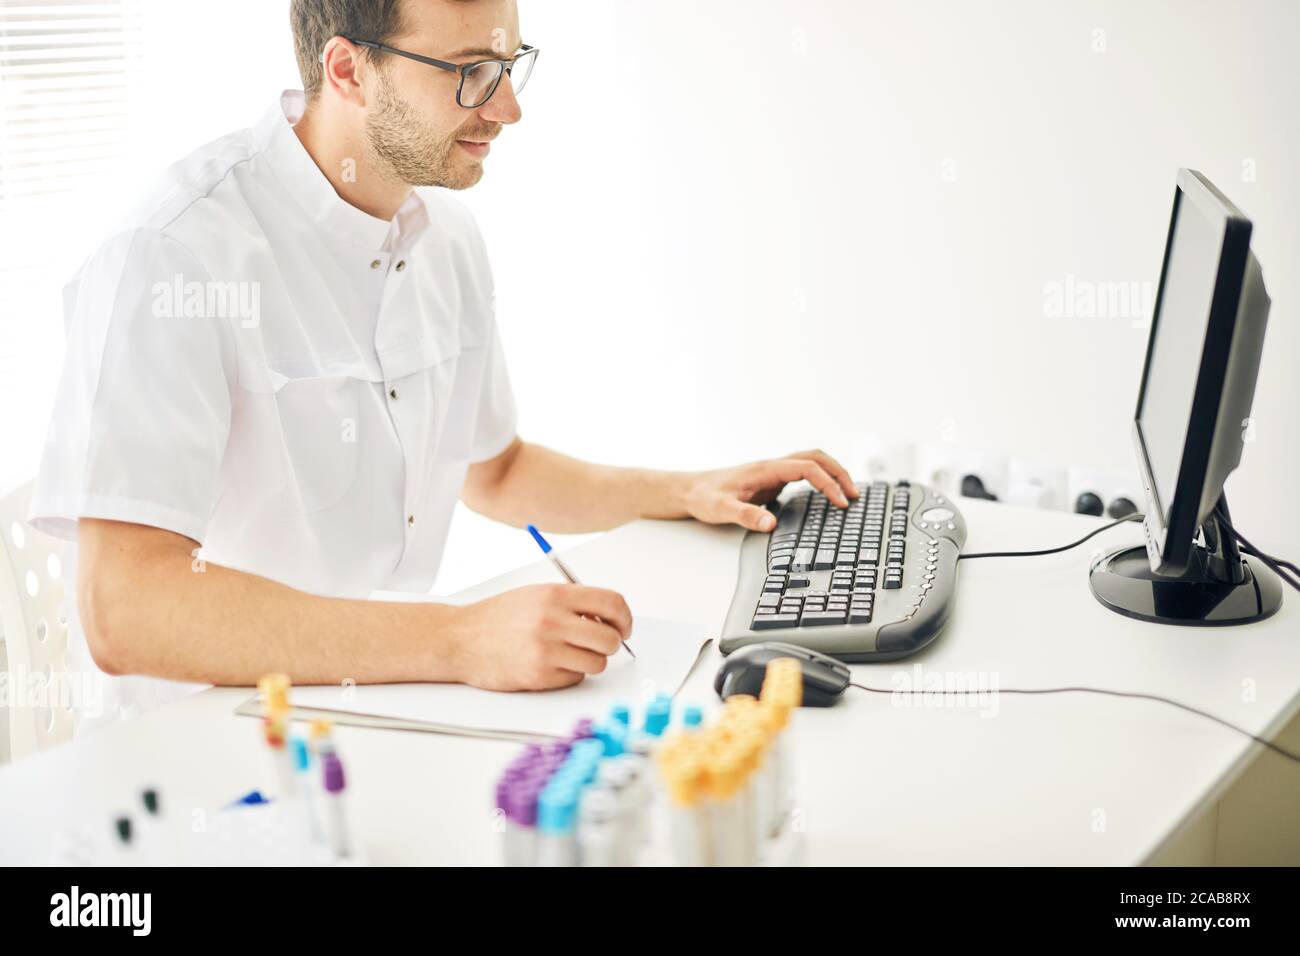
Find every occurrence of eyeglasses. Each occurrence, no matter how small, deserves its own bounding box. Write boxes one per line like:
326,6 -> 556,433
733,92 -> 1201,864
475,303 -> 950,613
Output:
345,38 -> 537,109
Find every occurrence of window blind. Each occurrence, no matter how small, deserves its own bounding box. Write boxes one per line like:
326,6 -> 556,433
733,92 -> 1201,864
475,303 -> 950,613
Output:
0,0 -> 144,204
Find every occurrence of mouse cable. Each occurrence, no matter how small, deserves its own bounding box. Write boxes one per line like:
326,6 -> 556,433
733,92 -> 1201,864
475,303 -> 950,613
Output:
848,682 -> 1300,765
1212,503 -> 1300,593
957,513 -> 1143,561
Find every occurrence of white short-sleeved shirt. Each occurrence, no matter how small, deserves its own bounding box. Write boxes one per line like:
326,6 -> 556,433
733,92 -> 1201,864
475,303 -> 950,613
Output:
31,90 -> 518,726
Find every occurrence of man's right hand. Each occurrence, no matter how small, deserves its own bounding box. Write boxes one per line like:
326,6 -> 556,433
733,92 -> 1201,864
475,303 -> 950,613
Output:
448,583 -> 634,691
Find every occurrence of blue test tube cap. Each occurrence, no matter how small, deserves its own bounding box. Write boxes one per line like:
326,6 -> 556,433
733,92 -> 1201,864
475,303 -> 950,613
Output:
683,704 -> 704,728
569,743 -> 604,783
593,721 -> 626,757
644,694 -> 671,736
572,738 -> 604,763
549,769 -> 583,793
290,735 -> 311,771
609,701 -> 631,727
537,782 -> 579,835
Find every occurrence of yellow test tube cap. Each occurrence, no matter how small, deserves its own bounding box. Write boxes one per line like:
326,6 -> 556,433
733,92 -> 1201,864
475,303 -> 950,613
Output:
761,658 -> 803,708
258,673 -> 291,713
659,751 -> 704,806
703,747 -> 745,800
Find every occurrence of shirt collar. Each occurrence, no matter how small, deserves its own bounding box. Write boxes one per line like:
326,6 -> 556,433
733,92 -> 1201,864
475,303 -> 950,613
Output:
254,90 -> 427,253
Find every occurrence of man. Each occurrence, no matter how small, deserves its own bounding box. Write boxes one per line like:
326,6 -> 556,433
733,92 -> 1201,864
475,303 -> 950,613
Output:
32,0 -> 858,726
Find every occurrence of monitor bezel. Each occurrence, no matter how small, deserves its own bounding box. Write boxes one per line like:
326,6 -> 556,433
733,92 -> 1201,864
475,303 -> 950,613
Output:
1132,168 -> 1253,576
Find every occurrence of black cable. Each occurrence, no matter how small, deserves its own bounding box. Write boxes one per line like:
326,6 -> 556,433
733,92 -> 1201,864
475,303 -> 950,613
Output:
894,508 -> 1299,764
957,513 -> 1142,561
849,682 -> 1300,764
1212,504 -> 1300,592
956,509 -> 1299,592
1243,545 -> 1300,591
1265,553 -> 1300,578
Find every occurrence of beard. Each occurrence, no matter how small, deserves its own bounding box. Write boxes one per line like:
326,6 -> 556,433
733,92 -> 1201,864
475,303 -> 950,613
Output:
364,70 -> 498,190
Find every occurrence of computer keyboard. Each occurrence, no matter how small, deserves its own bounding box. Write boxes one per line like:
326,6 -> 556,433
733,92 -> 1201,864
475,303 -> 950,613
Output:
719,480 -> 966,662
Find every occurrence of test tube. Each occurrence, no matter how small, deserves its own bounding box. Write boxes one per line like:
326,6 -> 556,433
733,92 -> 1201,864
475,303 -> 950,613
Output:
622,733 -> 655,848
501,781 -> 540,866
577,785 -> 619,866
536,783 -> 579,866
290,735 -> 322,842
322,752 -> 351,858
703,745 -> 747,867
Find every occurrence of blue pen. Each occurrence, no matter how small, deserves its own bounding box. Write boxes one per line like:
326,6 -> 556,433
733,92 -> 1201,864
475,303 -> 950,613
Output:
527,524 -> 635,659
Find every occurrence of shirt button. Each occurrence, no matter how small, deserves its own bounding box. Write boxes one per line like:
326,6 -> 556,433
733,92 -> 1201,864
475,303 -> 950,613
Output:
407,514 -> 415,527
369,259 -> 381,269
395,260 -> 407,272
389,386 -> 398,400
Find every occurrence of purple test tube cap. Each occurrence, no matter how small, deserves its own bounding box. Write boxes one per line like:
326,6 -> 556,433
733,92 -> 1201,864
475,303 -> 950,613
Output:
323,753 -> 346,794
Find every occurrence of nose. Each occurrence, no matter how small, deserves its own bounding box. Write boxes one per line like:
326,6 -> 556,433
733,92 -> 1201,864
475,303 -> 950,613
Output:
479,72 -> 522,125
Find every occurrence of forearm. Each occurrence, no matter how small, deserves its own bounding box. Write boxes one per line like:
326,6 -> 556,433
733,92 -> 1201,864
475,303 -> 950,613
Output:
470,441 -> 693,533
78,520 -> 461,686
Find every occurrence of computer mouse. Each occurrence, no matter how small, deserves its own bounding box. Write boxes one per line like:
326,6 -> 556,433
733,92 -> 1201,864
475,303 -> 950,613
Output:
714,642 -> 851,707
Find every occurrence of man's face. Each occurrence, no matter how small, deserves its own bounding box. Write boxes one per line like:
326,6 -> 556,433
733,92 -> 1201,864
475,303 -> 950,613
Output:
363,0 -> 523,189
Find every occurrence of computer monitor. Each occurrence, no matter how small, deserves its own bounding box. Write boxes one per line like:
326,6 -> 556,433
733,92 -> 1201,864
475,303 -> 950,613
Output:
1090,168 -> 1283,625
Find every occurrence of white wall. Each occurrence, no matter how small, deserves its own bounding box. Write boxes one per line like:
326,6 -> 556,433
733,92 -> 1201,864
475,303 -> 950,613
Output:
464,0 -> 1299,560
2,0 -> 1296,595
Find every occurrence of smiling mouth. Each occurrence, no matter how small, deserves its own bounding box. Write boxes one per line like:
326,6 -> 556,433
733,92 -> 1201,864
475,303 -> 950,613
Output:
456,140 -> 491,158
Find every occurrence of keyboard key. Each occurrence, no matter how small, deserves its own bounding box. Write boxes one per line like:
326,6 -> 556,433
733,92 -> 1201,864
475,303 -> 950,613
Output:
752,613 -> 800,630
800,610 -> 847,627
814,549 -> 836,570
849,609 -> 873,624
773,497 -> 807,537
786,574 -> 811,588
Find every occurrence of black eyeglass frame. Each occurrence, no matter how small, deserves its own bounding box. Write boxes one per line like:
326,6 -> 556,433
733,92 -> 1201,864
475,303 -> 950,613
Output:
344,38 -> 537,108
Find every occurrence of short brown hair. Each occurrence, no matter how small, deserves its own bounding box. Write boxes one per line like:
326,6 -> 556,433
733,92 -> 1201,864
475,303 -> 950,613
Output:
290,0 -> 408,99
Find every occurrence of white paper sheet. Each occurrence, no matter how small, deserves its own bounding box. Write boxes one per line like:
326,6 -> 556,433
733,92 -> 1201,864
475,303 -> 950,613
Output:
288,616 -> 710,738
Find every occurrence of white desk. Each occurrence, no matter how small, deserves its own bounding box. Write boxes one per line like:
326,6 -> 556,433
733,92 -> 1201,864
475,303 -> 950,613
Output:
3,499 -> 1298,865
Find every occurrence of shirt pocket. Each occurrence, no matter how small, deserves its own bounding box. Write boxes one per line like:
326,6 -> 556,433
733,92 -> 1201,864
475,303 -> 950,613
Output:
235,358 -> 362,515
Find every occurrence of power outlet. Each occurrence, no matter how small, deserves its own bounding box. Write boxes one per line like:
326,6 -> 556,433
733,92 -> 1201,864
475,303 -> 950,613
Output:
851,435 -> 916,484
914,444 -> 1007,502
1066,465 -> 1143,517
1006,459 -> 1069,510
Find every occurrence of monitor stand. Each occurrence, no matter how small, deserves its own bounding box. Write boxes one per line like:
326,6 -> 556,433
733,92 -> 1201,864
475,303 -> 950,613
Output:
1089,495 -> 1283,626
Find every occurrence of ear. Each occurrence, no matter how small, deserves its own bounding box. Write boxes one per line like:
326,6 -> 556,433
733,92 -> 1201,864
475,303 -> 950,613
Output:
320,36 -> 369,106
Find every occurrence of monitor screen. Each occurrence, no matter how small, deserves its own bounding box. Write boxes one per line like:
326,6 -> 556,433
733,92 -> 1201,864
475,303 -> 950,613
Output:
1138,193 -> 1224,526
